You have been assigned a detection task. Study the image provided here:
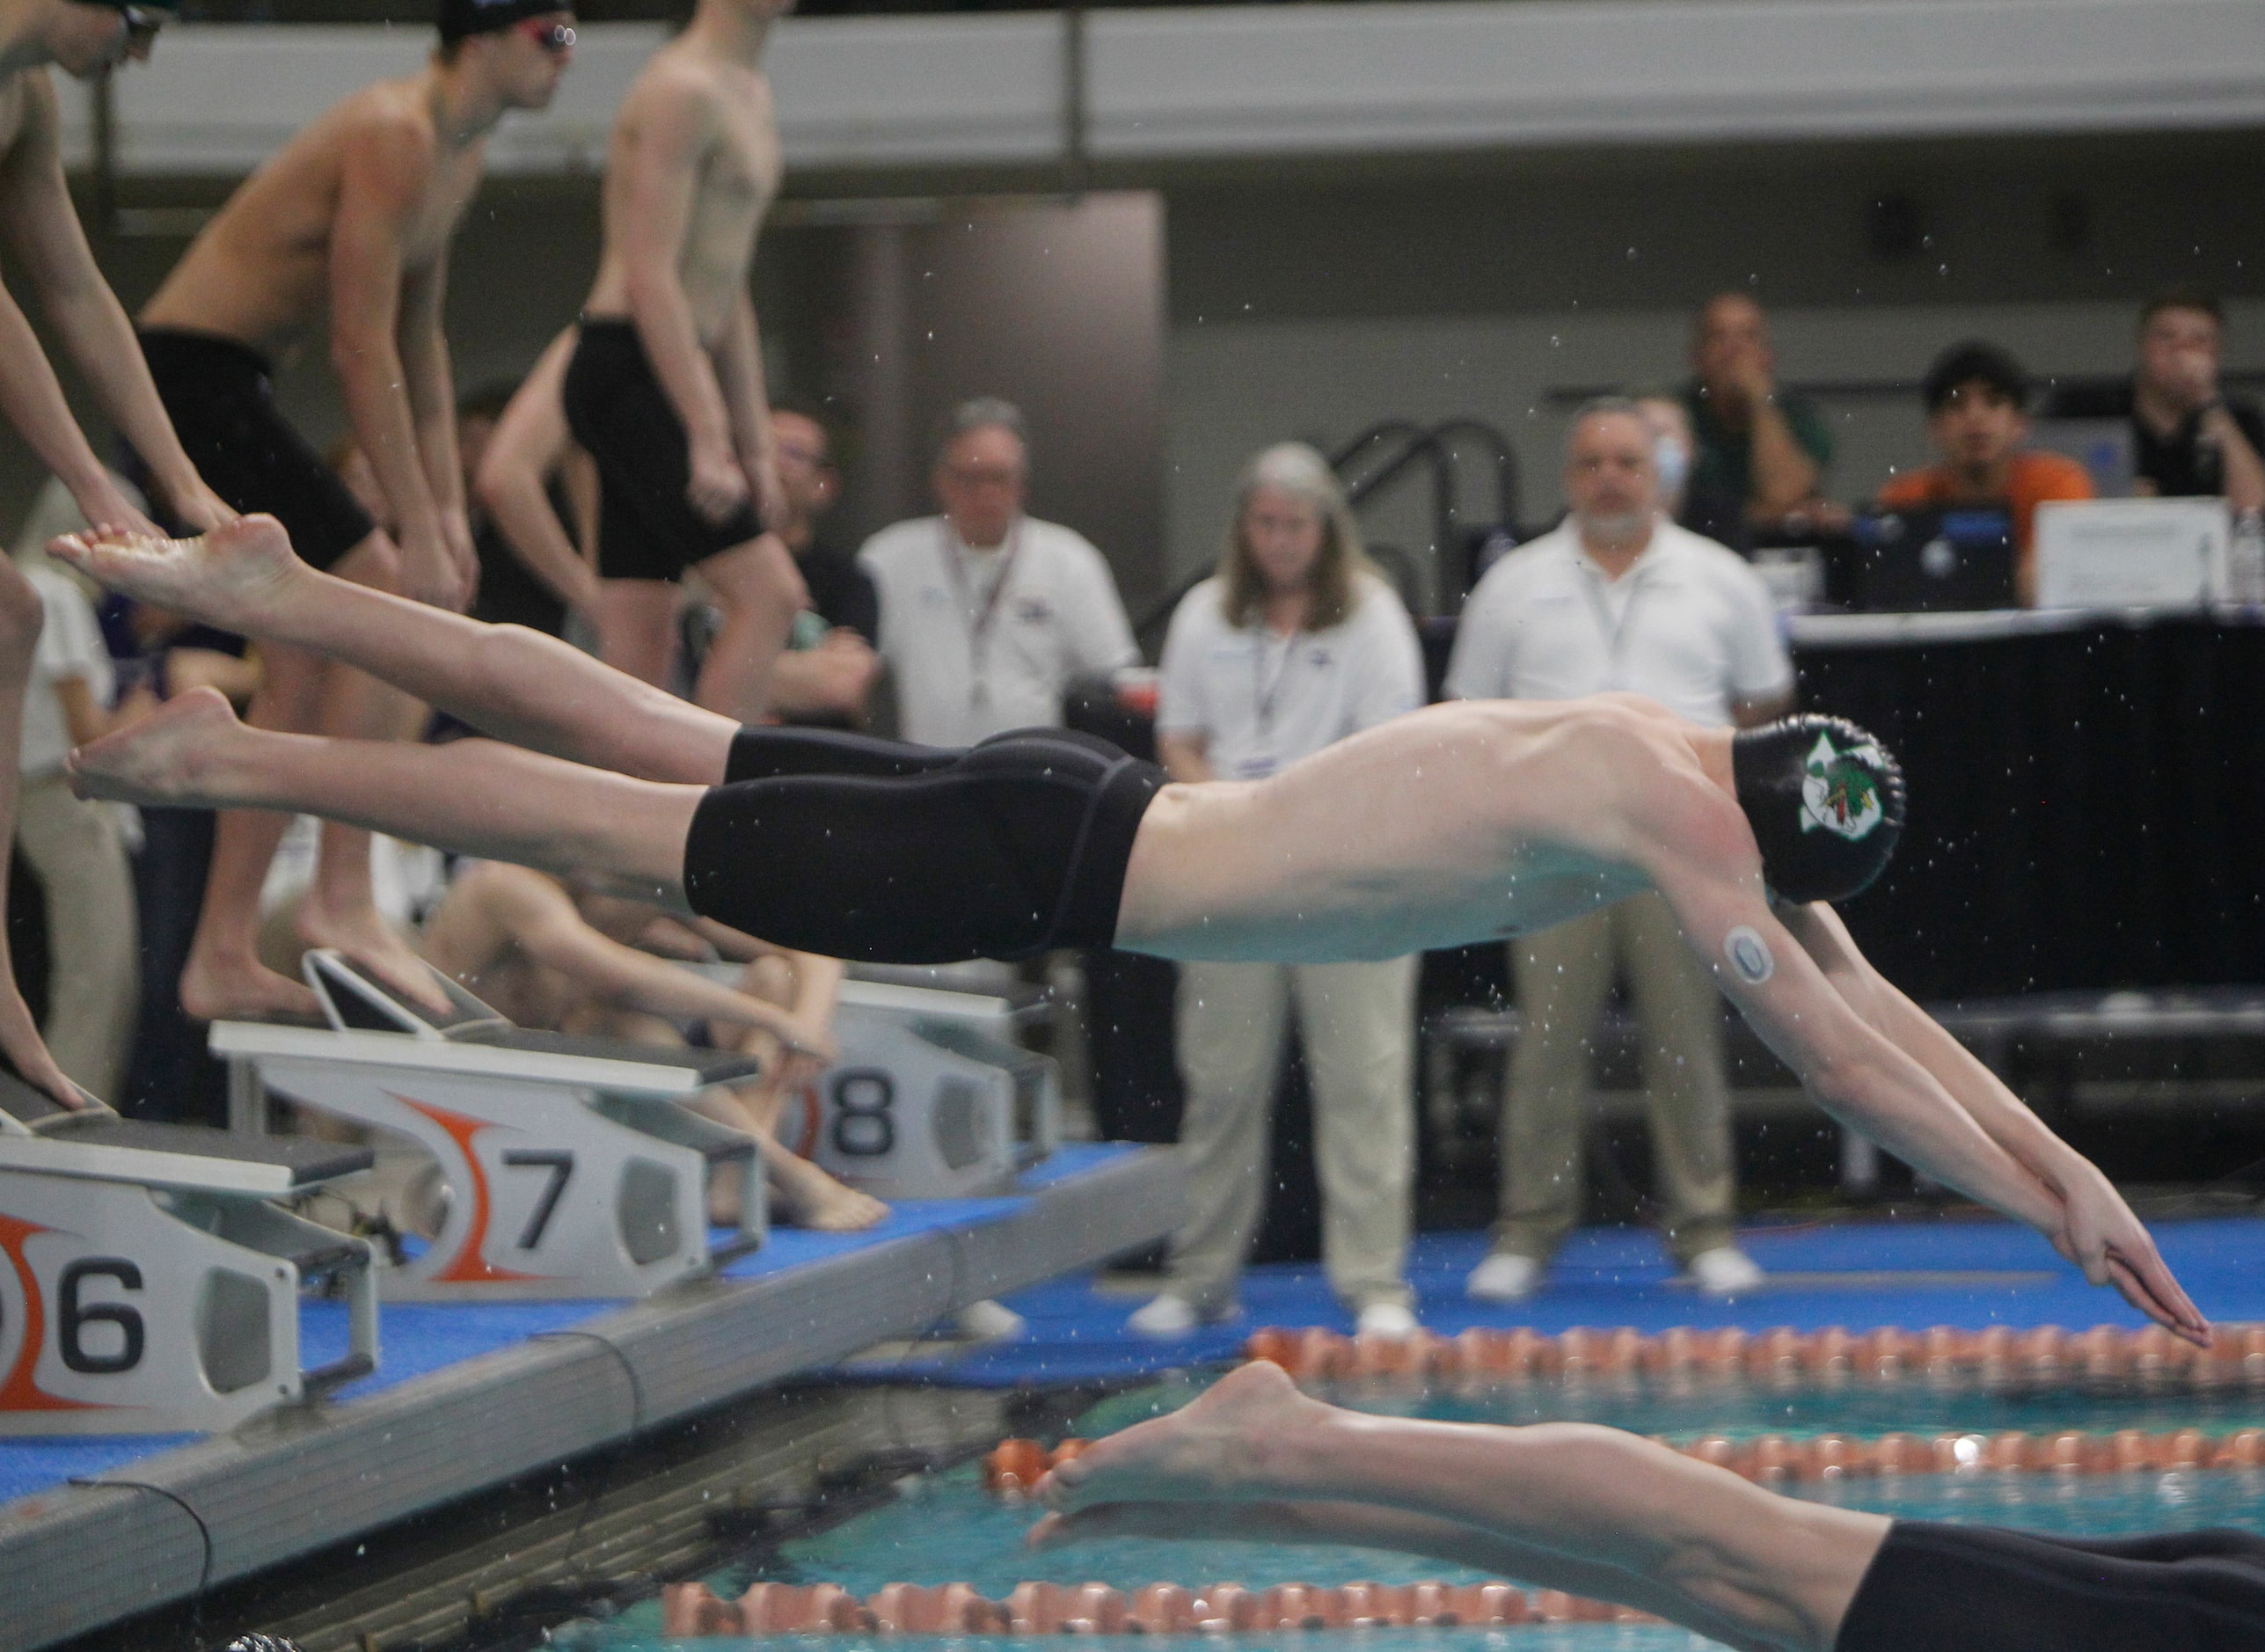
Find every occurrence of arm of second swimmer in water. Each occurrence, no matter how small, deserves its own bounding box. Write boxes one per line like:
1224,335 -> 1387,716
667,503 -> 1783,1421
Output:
1779,901 -> 2206,1341
50,521 -> 738,786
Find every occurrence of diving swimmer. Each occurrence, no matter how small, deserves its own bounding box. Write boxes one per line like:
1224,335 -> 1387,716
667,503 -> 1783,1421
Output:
49,515 -> 2207,1346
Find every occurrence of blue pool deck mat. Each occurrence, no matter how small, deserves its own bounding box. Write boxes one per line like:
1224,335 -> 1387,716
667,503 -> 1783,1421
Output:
932,1214 -> 2265,1387
0,1142 -> 1180,1652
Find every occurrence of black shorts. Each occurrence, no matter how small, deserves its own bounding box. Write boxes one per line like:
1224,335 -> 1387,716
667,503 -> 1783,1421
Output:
134,329 -> 376,571
682,725 -> 1164,962
1838,1522 -> 2265,1652
562,317 -> 764,583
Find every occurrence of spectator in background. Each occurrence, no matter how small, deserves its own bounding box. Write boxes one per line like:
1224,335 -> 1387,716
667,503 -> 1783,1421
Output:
765,406 -> 880,727
859,398 -> 1136,747
771,407 -> 876,640
2129,289 -> 2265,511
1681,293 -> 1845,543
1132,442 -> 1426,1341
469,331 -> 605,639
1448,398 -> 1793,1304
16,559 -> 148,1100
1876,341 -> 2093,607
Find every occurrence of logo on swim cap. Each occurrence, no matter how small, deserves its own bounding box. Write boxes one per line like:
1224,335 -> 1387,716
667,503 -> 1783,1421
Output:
1798,731 -> 1887,843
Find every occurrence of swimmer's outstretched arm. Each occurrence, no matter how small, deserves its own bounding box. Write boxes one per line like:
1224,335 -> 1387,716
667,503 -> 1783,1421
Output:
50,516 -> 737,786
69,691 -> 705,913
1777,901 -> 2204,1341
1030,1362 -> 1886,1652
1645,830 -> 2205,1343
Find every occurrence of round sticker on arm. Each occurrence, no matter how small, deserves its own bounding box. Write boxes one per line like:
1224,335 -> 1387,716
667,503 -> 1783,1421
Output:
1725,925 -> 1775,985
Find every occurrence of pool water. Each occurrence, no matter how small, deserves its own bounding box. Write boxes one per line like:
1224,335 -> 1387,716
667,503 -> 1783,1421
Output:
566,1372 -> 2265,1649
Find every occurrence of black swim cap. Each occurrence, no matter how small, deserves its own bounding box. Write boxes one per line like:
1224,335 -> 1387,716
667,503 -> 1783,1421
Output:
1731,714 -> 1906,905
437,0 -> 566,45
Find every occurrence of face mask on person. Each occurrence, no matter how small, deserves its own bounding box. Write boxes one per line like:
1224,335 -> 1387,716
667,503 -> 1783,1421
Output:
1654,435 -> 1691,501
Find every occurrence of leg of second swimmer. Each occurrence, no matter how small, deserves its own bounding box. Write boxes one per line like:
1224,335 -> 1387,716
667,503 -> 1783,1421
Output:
71,694 -> 705,912
53,517 -> 739,786
1041,1363 -> 1888,1652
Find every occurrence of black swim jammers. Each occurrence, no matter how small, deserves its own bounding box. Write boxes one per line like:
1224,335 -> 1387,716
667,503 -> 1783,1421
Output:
135,329 -> 377,571
563,317 -> 766,582
1837,1522 -> 2265,1652
681,725 -> 1165,962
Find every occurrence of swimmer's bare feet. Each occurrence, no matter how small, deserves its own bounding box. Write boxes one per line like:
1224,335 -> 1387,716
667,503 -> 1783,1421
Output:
296,888 -> 450,1013
1038,1360 -> 1328,1514
768,1149 -> 888,1232
66,685 -> 243,808
48,514 -> 305,636
179,948 -> 324,1024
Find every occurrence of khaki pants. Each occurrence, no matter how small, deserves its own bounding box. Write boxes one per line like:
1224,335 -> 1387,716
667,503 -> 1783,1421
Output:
1493,891 -> 1735,1266
1168,955 -> 1418,1312
16,775 -> 137,1100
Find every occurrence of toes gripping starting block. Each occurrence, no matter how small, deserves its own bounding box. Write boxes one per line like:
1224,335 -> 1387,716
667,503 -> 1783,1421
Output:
0,1073 -> 377,1435
210,952 -> 765,1301
778,971 -> 1063,1201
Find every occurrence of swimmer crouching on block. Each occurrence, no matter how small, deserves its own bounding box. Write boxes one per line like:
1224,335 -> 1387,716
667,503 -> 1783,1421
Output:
51,515 -> 2206,1346
1027,1360 -> 2265,1652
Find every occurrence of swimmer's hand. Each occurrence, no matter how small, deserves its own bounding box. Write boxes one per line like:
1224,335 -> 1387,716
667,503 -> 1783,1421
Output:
2050,1166 -> 2211,1347
688,436 -> 752,524
160,479 -> 240,535
0,992 -> 88,1113
780,1013 -> 837,1067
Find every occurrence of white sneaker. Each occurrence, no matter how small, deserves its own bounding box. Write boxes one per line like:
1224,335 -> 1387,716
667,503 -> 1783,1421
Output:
1686,1246 -> 1765,1297
1126,1292 -> 1234,1340
954,1298 -> 1026,1340
1355,1301 -> 1420,1339
1465,1252 -> 1542,1303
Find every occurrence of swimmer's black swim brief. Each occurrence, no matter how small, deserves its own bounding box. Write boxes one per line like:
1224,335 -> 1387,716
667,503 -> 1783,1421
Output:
682,725 -> 1164,962
1836,1521 -> 2265,1652
562,317 -> 766,583
134,328 -> 376,572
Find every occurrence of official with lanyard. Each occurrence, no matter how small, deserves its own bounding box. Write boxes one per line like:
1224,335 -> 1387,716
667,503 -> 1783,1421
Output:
1445,396 -> 1794,1307
857,398 -> 1136,748
1136,442 -> 1427,1342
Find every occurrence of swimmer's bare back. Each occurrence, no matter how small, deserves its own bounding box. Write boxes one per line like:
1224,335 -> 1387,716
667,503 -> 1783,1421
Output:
1114,696 -> 1715,963
141,77 -> 485,350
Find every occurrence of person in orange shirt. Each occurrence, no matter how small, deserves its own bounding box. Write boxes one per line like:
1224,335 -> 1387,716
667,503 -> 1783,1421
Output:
1876,341 -> 2093,606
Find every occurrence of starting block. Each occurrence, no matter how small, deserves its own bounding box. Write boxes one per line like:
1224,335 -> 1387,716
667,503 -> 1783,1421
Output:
210,952 -> 765,1301
771,969 -> 1062,1201
0,1073 -> 377,1435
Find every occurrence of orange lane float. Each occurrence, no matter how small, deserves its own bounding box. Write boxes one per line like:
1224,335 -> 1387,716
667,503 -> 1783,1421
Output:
1236,1322 -> 2265,1392
659,1577 -> 1584,1635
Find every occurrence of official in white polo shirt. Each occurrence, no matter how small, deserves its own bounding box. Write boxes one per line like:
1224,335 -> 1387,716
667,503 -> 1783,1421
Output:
1447,396 -> 1794,1305
858,398 -> 1137,748
1130,442 -> 1427,1341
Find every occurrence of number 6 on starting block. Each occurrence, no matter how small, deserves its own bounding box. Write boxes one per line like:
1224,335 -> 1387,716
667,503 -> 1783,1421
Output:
0,1080 -> 378,1436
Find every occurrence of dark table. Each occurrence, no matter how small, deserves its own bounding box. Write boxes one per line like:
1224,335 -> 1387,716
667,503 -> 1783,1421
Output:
1786,608 -> 2265,1001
